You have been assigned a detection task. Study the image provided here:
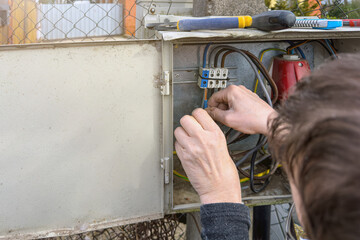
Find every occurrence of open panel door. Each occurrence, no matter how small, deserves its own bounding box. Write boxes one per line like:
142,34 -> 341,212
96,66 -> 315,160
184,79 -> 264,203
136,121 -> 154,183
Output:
0,41 -> 163,238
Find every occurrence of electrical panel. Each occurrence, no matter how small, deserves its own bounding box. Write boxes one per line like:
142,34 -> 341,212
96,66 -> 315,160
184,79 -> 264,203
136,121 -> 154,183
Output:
163,32 -> 360,212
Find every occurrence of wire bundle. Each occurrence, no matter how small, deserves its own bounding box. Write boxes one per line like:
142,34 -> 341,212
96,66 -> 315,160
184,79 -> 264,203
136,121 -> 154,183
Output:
202,45 -> 281,193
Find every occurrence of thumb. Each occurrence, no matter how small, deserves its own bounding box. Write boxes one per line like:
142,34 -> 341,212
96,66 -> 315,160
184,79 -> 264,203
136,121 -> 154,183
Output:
206,107 -> 230,125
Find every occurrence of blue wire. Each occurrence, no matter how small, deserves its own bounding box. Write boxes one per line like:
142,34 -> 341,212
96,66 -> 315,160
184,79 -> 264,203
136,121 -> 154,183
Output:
287,40 -> 306,59
203,43 -> 212,68
201,43 -> 212,109
325,39 -> 337,58
296,47 -> 306,59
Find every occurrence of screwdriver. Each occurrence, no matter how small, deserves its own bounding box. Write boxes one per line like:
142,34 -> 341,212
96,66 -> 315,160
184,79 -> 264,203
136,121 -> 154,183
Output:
147,10 -> 296,32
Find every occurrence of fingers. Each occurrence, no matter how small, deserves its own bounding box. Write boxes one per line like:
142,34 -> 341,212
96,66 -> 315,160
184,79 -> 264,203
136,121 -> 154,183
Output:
179,115 -> 203,136
218,103 -> 228,111
207,87 -> 230,108
174,141 -> 185,160
206,107 -> 231,126
192,108 -> 219,131
174,127 -> 190,147
208,85 -> 240,108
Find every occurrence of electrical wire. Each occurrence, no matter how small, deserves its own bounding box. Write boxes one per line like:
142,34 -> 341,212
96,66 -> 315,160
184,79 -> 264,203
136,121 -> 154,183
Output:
287,39 -> 337,58
287,40 -> 306,60
173,168 -> 278,184
201,43 -> 212,108
287,40 -> 310,54
254,48 -> 287,93
325,39 -> 338,58
285,203 -> 297,240
250,150 -> 271,193
217,48 -> 277,146
203,45 -> 280,193
188,213 -> 201,235
207,46 -> 277,145
210,46 -> 273,107
203,43 -> 212,68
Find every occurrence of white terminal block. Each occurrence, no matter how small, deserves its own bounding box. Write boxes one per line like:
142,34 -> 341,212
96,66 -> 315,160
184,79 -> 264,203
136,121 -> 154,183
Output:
198,67 -> 229,89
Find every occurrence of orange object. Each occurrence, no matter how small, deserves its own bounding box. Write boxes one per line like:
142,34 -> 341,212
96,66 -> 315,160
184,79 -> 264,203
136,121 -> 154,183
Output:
309,0 -> 321,17
120,0 -> 137,37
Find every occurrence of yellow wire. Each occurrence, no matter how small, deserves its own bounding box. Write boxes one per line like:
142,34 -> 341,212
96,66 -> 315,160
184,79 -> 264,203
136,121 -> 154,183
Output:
254,48 -> 286,93
173,166 -> 282,184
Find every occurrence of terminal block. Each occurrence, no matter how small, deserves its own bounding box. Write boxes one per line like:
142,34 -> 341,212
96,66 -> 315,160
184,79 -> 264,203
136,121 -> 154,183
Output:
198,67 -> 229,89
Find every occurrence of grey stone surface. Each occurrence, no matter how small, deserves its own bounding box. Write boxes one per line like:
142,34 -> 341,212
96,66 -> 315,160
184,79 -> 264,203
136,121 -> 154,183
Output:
193,0 -> 268,17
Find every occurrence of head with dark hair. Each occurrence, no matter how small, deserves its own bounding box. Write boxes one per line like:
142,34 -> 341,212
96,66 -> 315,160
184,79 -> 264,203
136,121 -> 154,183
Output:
269,53 -> 360,240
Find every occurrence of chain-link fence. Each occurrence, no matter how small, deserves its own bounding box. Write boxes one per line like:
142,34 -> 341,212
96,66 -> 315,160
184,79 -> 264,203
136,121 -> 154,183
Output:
41,214 -> 188,240
273,0 -> 360,18
0,0 -> 192,44
0,0 -> 359,45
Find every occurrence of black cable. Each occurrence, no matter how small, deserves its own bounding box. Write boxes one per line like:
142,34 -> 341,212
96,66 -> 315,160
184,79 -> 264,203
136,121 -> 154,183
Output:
211,47 -> 278,145
287,39 -> 334,57
206,45 -> 277,193
250,150 -> 271,193
235,135 -> 266,167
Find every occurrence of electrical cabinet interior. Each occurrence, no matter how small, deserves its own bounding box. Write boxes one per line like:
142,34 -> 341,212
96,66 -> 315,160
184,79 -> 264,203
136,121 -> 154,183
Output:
161,29 -> 360,213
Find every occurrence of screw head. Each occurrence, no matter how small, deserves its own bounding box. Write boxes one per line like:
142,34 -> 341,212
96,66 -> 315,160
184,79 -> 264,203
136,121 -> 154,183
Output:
298,63 -> 303,67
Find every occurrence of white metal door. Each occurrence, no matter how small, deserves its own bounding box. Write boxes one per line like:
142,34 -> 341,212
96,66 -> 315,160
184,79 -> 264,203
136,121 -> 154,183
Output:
0,41 -> 163,238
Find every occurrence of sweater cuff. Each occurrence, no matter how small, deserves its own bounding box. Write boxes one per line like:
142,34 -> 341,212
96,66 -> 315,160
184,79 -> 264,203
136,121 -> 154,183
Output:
200,203 -> 251,240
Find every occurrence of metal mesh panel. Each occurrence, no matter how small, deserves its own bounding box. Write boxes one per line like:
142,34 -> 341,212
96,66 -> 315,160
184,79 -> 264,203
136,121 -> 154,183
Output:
41,214 -> 187,240
0,0 -> 359,45
0,0 -> 192,44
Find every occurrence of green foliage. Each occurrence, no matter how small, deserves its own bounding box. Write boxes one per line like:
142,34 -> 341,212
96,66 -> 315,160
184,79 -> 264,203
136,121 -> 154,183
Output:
265,0 -> 272,8
325,2 -> 360,19
271,0 -> 290,10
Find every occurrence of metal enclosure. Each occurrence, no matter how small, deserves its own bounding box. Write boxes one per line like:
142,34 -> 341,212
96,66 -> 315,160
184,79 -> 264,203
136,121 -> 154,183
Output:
159,28 -> 360,213
0,27 -> 359,239
0,41 -> 163,238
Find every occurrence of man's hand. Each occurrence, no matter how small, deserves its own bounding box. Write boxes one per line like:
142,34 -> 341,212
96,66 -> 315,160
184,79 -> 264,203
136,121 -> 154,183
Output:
206,85 -> 276,135
174,108 -> 242,204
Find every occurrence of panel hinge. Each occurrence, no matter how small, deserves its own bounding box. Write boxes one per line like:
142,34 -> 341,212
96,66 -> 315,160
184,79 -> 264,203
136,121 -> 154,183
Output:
160,71 -> 170,96
161,157 -> 170,184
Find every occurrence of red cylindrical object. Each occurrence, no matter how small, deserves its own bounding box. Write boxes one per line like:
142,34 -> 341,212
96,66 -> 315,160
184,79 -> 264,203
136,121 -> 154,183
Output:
272,55 -> 311,100
342,19 -> 360,27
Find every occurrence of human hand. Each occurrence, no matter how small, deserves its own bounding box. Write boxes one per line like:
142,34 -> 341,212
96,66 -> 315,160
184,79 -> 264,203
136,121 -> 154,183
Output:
206,85 -> 276,135
174,108 -> 242,204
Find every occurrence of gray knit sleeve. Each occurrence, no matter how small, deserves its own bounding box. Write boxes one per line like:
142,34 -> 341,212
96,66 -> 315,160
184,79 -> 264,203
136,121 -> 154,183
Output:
200,203 -> 251,240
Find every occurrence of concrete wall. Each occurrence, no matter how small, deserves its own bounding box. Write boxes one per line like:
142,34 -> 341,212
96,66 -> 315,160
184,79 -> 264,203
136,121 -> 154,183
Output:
193,0 -> 268,17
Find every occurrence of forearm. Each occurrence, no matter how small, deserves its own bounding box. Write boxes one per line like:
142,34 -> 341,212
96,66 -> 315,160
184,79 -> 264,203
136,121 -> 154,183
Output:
262,109 -> 278,136
200,203 -> 251,240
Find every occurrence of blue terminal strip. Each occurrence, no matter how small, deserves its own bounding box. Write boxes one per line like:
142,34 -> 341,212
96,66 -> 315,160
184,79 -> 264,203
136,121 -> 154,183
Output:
200,69 -> 210,88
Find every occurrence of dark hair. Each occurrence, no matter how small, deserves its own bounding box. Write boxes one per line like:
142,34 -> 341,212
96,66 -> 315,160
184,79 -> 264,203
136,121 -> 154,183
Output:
269,53 -> 360,240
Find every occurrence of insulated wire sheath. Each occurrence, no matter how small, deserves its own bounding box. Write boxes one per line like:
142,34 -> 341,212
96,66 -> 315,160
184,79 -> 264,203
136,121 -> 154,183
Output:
203,43 -> 212,68
209,46 -> 273,107
235,135 -> 267,167
325,39 -> 338,58
214,47 -> 275,144
202,43 -> 212,107
254,48 -> 287,93
250,150 -> 271,193
217,48 -> 278,104
173,168 -> 279,184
